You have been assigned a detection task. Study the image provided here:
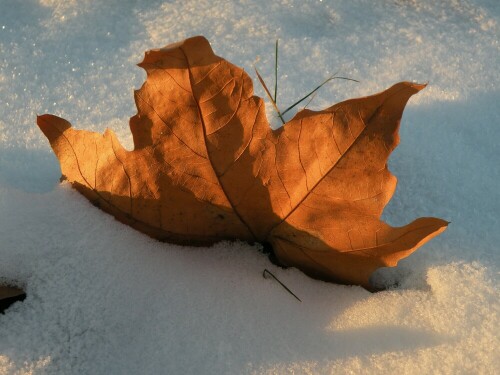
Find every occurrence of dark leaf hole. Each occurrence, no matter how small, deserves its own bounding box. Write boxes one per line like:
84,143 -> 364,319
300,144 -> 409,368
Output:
0,286 -> 26,314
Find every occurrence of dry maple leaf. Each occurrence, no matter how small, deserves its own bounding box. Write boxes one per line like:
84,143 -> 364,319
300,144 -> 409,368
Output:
37,36 -> 447,289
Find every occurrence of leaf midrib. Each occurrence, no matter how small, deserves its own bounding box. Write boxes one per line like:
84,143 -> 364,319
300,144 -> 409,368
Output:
179,46 -> 259,241
265,86 -> 410,239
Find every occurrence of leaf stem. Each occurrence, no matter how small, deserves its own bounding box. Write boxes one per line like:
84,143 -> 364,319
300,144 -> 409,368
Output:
263,269 -> 302,302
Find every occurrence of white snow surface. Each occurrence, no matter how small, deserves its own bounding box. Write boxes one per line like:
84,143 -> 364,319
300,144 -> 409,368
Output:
0,0 -> 499,374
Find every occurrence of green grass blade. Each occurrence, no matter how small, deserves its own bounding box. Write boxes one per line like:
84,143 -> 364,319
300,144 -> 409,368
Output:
254,66 -> 286,124
281,76 -> 359,116
274,39 -> 279,103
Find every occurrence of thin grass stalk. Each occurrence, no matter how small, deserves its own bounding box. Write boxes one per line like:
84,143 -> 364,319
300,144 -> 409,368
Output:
254,67 -> 286,124
274,39 -> 279,103
281,76 -> 359,116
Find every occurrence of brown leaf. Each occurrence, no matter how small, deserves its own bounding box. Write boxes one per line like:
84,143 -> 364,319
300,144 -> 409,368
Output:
0,286 -> 26,313
37,36 -> 448,289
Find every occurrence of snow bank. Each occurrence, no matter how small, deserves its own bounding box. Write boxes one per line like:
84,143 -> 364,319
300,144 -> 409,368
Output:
0,0 -> 498,374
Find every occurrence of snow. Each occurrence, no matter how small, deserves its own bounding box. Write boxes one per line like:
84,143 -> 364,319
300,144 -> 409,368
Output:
0,0 -> 498,373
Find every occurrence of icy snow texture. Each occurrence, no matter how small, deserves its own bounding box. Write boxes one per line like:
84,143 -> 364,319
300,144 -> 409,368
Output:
0,0 -> 499,374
